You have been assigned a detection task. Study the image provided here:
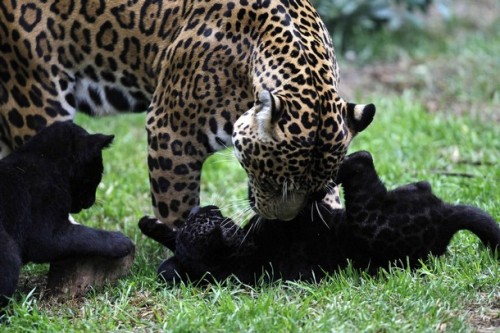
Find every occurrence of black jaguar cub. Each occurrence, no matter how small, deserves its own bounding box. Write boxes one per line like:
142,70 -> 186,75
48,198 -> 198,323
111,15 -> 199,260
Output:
155,205 -> 342,284
0,122 -> 134,307
154,151 -> 499,284
334,150 -> 500,271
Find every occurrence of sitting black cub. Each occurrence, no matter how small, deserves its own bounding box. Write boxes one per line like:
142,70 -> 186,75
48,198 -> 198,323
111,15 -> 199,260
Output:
154,151 -> 499,284
0,122 -> 135,307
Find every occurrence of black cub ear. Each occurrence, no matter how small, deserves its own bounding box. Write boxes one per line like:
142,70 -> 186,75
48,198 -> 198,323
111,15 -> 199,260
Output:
88,134 -> 115,150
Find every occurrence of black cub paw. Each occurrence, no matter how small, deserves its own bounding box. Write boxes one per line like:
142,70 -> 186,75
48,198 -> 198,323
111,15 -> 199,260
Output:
138,216 -> 160,234
138,215 -> 177,250
105,232 -> 135,258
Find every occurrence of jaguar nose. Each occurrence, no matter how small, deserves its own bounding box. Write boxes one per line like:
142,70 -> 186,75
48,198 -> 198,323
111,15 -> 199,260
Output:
188,206 -> 201,219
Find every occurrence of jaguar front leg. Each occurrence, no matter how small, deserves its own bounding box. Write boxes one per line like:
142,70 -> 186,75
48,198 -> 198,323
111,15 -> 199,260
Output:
140,117 -> 206,243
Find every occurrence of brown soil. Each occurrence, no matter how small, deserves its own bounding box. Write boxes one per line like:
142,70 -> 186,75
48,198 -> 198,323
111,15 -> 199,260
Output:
467,294 -> 500,333
338,0 -> 500,122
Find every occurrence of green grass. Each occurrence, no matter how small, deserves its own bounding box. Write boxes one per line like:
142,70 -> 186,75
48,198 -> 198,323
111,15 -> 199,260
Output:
2,8 -> 500,332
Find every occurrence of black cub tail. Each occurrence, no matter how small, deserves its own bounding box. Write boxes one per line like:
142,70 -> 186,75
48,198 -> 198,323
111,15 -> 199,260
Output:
447,204 -> 500,253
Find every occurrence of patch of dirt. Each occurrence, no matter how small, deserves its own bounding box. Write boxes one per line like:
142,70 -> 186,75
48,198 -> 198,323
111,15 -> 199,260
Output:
341,58 -> 499,122
467,294 -> 500,333
339,0 -> 500,123
17,269 -> 49,297
447,0 -> 500,30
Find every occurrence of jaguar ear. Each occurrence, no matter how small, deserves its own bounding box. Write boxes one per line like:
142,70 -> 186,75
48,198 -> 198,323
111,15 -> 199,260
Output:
256,90 -> 282,142
346,103 -> 376,134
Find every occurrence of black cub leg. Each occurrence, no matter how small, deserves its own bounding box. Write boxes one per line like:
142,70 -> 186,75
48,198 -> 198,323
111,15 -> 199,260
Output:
139,216 -> 177,251
0,231 -> 22,307
57,224 -> 135,259
28,223 -> 135,263
158,257 -> 189,284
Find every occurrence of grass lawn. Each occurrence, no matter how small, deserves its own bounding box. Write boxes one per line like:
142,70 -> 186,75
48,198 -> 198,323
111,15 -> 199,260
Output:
2,4 -> 499,333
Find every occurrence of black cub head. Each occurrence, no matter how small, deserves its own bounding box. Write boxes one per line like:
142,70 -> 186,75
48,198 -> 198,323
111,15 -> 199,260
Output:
335,150 -> 375,186
69,128 -> 114,213
177,206 -> 239,269
21,121 -> 114,213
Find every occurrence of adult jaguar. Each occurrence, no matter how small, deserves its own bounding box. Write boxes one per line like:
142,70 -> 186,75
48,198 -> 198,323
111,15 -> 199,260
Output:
0,0 -> 375,244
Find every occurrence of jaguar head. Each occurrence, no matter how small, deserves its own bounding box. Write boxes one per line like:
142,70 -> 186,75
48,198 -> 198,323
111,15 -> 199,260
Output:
233,90 -> 375,221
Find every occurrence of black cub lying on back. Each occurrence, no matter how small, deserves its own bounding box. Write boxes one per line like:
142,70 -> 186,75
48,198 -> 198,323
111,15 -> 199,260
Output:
155,151 -> 500,284
157,204 -> 343,283
0,122 -> 134,307
334,151 -> 500,271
